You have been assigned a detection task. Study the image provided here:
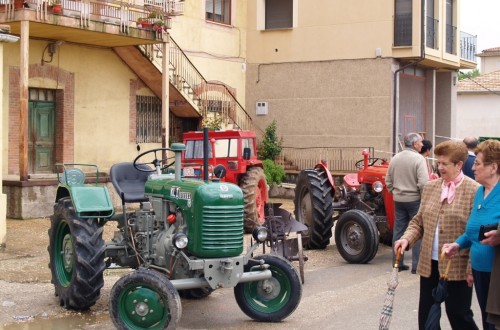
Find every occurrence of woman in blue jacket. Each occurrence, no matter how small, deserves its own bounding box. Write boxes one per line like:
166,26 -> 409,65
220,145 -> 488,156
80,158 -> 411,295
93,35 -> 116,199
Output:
443,139 -> 500,330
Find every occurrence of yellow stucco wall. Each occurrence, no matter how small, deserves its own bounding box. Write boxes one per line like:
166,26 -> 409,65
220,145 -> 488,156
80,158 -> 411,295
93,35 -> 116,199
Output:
247,0 -> 462,69
2,40 -> 154,174
169,0 -> 247,106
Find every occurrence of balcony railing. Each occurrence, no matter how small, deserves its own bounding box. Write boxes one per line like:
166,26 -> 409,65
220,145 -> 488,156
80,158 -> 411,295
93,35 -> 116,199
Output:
445,24 -> 457,55
460,31 -> 477,62
426,16 -> 438,50
2,0 -> 184,30
141,37 -> 263,135
394,13 -> 412,46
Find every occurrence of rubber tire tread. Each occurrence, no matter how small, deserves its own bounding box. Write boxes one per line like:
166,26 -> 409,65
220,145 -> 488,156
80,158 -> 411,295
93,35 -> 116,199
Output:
109,268 -> 182,330
48,197 -> 105,310
294,169 -> 334,249
240,167 -> 267,233
234,255 -> 302,322
334,209 -> 379,264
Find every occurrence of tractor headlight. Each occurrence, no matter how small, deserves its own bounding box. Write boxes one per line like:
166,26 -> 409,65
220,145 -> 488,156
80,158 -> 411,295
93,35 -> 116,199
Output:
173,233 -> 188,249
252,226 -> 268,242
372,181 -> 384,193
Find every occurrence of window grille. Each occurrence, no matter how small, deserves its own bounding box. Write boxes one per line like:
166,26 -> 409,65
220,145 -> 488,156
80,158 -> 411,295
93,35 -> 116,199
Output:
136,95 -> 162,143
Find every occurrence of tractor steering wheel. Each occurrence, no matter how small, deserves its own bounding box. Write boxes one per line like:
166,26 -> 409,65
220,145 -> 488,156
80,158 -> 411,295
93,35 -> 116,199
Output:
133,147 -> 175,173
355,158 -> 384,169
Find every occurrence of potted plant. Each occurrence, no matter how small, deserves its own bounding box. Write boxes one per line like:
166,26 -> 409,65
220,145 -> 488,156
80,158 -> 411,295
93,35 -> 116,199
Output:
152,19 -> 166,33
51,0 -> 62,14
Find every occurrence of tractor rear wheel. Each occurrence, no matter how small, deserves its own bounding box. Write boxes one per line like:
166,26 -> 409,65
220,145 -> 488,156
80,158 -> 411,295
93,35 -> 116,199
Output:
240,167 -> 267,233
109,268 -> 181,330
294,169 -> 334,249
47,197 -> 105,310
334,209 -> 379,264
234,255 -> 301,322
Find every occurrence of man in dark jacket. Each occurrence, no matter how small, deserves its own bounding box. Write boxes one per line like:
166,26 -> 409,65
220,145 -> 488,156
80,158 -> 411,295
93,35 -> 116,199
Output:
463,136 -> 478,179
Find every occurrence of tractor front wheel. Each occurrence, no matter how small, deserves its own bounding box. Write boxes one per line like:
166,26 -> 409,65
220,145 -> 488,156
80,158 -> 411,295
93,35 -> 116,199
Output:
109,268 -> 182,330
334,209 -> 379,264
240,167 -> 267,232
294,169 -> 334,249
234,255 -> 301,322
47,197 -> 105,310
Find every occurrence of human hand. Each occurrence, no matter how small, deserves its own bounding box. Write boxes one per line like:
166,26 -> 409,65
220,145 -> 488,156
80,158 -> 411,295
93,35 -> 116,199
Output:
466,273 -> 474,287
481,230 -> 500,247
441,243 -> 460,258
394,239 -> 408,255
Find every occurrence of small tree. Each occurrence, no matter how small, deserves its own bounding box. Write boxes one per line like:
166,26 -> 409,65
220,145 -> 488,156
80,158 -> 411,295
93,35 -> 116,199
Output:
458,69 -> 480,80
258,120 -> 283,161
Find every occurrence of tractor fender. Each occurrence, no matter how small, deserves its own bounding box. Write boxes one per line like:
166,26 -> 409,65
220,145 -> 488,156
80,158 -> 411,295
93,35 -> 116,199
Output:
55,185 -> 114,219
314,161 -> 336,195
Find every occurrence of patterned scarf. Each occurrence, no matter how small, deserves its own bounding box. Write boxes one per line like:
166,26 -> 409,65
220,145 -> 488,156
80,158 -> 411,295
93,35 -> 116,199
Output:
440,171 -> 464,204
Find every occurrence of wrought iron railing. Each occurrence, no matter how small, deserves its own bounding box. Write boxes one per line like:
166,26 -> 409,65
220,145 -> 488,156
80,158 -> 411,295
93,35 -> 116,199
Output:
445,24 -> 457,55
460,31 -> 477,62
426,16 -> 438,50
394,13 -> 412,46
277,147 -> 375,173
141,36 -> 262,135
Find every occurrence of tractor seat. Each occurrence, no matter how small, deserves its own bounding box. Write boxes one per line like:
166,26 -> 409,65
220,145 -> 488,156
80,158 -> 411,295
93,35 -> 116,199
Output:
110,162 -> 150,204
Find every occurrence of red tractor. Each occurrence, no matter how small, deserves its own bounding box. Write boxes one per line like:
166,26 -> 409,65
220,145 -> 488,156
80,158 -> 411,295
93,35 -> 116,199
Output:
294,150 -> 395,263
182,130 -> 267,232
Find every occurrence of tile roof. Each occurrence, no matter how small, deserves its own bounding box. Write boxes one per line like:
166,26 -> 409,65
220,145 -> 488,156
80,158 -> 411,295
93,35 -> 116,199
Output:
477,47 -> 500,57
457,70 -> 500,93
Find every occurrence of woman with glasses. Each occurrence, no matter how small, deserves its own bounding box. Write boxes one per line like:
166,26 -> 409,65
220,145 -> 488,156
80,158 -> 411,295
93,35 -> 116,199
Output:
443,139 -> 500,330
394,140 -> 480,330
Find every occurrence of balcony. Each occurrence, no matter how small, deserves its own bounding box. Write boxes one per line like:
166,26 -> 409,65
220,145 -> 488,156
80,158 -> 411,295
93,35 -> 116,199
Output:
460,31 -> 477,63
426,16 -> 438,50
394,13 -> 412,46
0,0 -> 184,47
445,23 -> 457,55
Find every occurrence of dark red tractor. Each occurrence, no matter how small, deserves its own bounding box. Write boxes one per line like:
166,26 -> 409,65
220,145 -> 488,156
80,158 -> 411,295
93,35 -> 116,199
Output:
294,150 -> 395,263
182,130 -> 267,232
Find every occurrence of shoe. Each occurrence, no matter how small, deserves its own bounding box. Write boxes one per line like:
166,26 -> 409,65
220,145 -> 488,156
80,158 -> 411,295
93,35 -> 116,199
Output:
398,265 -> 409,272
411,269 -> 417,274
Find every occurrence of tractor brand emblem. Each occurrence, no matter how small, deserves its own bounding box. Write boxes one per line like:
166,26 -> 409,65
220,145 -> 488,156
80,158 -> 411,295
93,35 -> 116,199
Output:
170,186 -> 192,204
219,193 -> 233,199
220,185 -> 229,192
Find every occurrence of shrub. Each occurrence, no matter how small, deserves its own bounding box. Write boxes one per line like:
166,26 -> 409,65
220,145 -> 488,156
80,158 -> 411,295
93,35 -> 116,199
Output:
263,159 -> 285,186
258,120 -> 283,161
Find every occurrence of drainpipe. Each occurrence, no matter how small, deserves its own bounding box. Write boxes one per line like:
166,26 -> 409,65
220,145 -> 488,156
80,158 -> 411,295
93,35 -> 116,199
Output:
392,0 -> 426,154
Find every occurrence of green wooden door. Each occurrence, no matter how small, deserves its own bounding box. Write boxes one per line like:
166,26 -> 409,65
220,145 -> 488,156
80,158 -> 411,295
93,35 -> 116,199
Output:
28,101 -> 55,173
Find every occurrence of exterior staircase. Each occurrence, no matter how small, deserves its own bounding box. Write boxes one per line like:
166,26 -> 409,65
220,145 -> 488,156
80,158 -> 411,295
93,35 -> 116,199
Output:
113,35 -> 262,135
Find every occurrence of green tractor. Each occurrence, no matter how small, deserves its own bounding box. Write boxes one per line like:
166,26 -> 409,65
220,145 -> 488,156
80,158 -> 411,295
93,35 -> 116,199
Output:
47,131 -> 302,329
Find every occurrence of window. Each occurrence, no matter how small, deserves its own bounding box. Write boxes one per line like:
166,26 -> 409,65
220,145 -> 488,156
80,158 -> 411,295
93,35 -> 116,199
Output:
445,0 -> 456,54
394,0 -> 412,46
184,138 -> 237,159
242,138 -> 255,157
206,0 -> 231,25
265,0 -> 293,29
136,95 -> 162,143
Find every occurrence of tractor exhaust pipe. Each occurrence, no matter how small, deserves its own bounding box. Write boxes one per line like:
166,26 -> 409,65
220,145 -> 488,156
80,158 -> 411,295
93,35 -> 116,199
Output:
203,127 -> 209,181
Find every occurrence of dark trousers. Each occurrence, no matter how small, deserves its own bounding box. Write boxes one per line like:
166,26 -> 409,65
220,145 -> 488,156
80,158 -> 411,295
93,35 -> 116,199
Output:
419,260 -> 479,330
392,200 -> 422,270
472,269 -> 495,330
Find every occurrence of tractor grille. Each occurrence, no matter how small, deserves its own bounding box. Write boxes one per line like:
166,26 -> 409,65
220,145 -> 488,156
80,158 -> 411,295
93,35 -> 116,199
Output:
200,205 -> 244,256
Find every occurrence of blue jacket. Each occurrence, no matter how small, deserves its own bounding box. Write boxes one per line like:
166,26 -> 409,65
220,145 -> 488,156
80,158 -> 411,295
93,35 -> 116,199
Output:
456,183 -> 500,272
463,154 -> 475,179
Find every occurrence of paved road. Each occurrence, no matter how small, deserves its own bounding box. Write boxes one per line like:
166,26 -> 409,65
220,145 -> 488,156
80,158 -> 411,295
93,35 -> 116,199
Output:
2,242 -> 481,330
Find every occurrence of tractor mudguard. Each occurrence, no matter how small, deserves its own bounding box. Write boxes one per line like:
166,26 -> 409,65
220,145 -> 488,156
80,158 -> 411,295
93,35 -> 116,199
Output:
313,161 -> 336,194
55,164 -> 114,218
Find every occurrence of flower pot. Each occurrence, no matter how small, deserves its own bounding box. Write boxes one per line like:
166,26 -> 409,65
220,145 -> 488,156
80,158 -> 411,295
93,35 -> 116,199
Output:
14,0 -> 24,9
52,3 -> 62,14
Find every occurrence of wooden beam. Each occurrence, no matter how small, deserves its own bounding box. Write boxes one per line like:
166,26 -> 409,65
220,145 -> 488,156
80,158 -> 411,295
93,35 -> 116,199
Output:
19,21 -> 29,181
